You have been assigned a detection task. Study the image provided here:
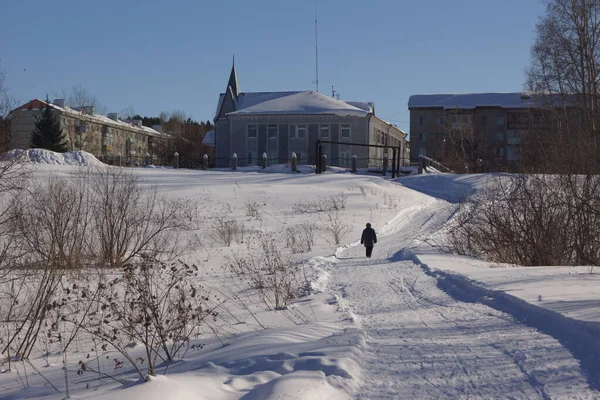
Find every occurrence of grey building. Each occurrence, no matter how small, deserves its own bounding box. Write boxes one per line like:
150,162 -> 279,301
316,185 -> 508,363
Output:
213,63 -> 408,168
408,93 -> 539,169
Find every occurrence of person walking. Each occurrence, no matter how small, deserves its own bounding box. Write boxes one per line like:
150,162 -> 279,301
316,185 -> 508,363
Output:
361,223 -> 377,258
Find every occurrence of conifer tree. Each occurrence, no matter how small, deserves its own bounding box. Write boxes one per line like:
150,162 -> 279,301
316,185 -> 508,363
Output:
30,99 -> 68,152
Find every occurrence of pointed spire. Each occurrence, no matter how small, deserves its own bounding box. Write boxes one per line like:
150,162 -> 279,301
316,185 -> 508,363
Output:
227,55 -> 241,98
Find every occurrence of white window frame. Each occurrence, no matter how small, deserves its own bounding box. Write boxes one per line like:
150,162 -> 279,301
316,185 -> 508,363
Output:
319,124 -> 330,139
291,124 -> 307,139
268,124 -> 278,140
296,124 -> 307,139
341,124 -> 351,138
247,124 -> 257,140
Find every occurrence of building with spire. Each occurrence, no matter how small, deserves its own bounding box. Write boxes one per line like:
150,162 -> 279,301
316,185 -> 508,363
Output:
213,61 -> 409,168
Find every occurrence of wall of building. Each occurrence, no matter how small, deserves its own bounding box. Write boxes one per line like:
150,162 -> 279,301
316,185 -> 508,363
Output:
221,115 -> 370,168
10,107 -> 167,165
409,107 -> 515,169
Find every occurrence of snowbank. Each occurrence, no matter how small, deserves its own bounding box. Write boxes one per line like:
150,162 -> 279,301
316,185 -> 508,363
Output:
3,149 -> 104,167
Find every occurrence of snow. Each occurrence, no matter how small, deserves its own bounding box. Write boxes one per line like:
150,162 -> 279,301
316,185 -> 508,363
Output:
0,166 -> 598,399
203,129 -> 215,146
3,148 -> 105,167
408,93 -> 537,109
228,91 -> 369,117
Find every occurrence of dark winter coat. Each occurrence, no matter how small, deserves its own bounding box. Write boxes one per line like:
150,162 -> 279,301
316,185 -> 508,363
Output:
361,227 -> 377,247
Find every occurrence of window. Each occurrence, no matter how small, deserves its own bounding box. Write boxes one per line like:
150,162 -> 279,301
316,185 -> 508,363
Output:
452,115 -> 457,123
247,124 -> 257,139
320,124 -> 329,138
439,117 -> 444,125
268,124 -> 278,139
507,113 -> 529,129
291,124 -> 307,139
481,116 -> 487,125
419,117 -> 425,126
341,124 -> 351,138
418,133 -> 424,141
496,116 -> 505,125
419,148 -> 426,156
297,124 -> 307,138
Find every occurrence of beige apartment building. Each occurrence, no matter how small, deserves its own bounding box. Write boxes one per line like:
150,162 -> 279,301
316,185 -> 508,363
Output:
408,93 -> 539,170
10,99 -> 169,164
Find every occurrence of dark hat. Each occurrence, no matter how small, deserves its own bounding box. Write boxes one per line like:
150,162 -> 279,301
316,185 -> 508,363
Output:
366,223 -> 371,228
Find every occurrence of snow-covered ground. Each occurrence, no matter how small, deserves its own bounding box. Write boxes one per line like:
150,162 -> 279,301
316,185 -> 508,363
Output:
0,153 -> 598,399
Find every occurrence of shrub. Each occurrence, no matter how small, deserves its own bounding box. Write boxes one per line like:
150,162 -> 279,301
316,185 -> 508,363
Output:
227,234 -> 300,310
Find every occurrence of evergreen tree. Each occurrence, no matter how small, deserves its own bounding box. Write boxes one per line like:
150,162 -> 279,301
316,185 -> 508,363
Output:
30,99 -> 68,152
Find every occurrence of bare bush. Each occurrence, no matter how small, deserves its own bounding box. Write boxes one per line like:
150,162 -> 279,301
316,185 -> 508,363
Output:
323,210 -> 351,246
88,168 -> 196,266
210,214 -> 244,246
292,193 -> 347,214
447,174 -> 600,267
285,223 -> 318,253
244,199 -> 261,220
81,260 -> 218,380
14,176 -> 94,269
0,166 -> 200,371
227,234 -> 301,310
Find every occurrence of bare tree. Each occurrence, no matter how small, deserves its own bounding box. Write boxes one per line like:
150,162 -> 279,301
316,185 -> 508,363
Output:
435,111 -> 490,173
526,0 -> 600,172
0,61 -> 18,152
452,0 -> 600,268
63,85 -> 106,115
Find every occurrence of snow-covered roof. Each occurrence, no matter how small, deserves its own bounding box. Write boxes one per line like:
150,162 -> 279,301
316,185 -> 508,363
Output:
408,93 -> 537,110
346,101 -> 373,113
227,91 -> 370,117
202,130 -> 215,146
14,99 -> 169,138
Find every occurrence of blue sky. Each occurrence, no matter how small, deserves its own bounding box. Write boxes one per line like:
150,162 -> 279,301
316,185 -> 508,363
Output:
1,0 -> 545,135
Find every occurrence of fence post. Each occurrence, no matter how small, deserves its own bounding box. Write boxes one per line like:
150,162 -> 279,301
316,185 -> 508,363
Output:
173,152 -> 179,169
291,152 -> 297,172
232,153 -> 238,171
351,155 -> 357,173
262,152 -> 268,169
322,154 -> 327,172
117,153 -> 122,167
144,153 -> 151,167
203,154 -> 209,170
382,154 -> 388,176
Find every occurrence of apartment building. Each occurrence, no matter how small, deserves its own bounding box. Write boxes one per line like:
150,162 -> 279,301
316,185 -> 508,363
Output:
408,93 -> 538,170
10,99 -> 169,164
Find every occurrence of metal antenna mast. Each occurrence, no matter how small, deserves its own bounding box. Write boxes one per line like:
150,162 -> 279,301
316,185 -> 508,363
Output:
314,0 -> 319,92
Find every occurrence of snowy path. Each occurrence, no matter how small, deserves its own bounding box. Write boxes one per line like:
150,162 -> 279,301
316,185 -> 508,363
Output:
327,192 -> 597,399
